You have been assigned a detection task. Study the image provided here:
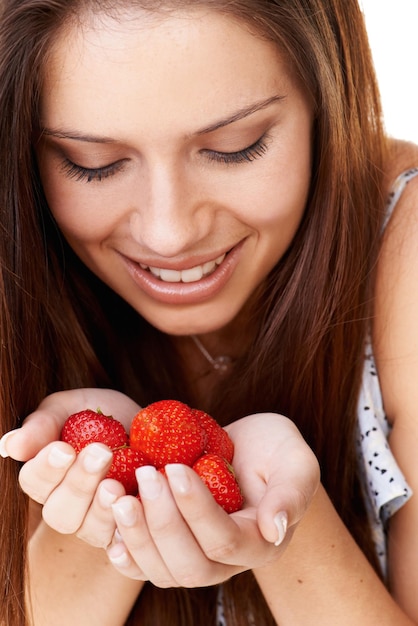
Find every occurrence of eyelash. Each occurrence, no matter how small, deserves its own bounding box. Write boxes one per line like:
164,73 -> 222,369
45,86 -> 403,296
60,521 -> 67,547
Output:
60,159 -> 124,183
204,135 -> 269,164
60,135 -> 270,183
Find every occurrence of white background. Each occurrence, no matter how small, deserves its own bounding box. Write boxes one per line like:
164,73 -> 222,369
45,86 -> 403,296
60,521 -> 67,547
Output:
361,0 -> 418,144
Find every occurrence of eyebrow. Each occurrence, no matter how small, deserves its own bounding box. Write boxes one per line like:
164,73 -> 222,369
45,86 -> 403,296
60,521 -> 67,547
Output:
195,94 -> 285,135
40,94 -> 285,144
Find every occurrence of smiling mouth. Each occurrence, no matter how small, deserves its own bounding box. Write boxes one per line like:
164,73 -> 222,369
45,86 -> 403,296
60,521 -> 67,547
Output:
139,253 -> 226,284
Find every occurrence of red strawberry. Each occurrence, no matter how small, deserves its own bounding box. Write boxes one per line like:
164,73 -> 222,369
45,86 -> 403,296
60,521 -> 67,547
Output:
130,400 -> 206,468
106,446 -> 151,496
193,408 -> 234,463
192,453 -> 243,514
60,409 -> 128,453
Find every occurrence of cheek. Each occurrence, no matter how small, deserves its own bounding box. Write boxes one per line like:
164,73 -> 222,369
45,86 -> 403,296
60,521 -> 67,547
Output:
41,174 -> 114,243
237,166 -> 309,237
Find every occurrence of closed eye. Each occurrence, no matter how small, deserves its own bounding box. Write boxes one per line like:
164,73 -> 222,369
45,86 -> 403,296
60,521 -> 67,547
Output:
203,134 -> 270,164
60,158 -> 127,183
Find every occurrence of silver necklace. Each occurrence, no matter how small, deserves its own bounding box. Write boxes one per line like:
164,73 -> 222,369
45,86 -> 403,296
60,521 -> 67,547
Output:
191,335 -> 232,374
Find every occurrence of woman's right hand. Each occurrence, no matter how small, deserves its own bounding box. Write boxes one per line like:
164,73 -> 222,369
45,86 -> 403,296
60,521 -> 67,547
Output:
0,388 -> 141,461
1,388 -> 141,548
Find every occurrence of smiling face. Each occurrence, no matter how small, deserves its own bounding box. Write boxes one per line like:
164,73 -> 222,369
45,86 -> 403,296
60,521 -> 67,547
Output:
37,7 -> 313,336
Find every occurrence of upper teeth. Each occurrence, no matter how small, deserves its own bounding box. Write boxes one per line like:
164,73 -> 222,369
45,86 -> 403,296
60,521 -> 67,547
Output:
140,253 -> 225,283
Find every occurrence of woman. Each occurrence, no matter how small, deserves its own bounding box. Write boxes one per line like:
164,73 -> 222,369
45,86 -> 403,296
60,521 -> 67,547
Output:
0,0 -> 417,624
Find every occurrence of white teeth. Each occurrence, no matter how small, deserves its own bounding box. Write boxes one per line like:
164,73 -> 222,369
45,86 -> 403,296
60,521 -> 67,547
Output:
149,266 -> 161,278
141,253 -> 226,283
202,260 -> 216,276
159,268 -> 182,282
181,265 -> 203,283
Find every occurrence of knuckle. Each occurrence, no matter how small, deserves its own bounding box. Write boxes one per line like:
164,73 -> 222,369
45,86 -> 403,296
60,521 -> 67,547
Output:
76,528 -> 111,549
153,577 -> 177,588
205,536 -> 240,563
42,510 -> 79,534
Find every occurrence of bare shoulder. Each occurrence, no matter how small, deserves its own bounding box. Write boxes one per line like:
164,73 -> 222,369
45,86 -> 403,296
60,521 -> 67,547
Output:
373,138 -> 418,421
382,138 -> 418,246
374,143 -> 418,616
386,137 -> 418,182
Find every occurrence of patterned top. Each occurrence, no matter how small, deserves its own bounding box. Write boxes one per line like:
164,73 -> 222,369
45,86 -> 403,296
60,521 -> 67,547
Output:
356,168 -> 418,577
217,169 -> 418,623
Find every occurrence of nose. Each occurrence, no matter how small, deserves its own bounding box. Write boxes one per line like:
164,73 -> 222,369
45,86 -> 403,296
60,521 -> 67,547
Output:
129,160 -> 208,257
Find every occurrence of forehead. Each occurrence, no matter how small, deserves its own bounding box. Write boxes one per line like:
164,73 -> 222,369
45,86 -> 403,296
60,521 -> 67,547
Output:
40,7 -> 299,137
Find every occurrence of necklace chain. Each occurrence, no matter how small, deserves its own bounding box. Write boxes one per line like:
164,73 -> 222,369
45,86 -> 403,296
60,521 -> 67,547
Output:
191,335 -> 232,375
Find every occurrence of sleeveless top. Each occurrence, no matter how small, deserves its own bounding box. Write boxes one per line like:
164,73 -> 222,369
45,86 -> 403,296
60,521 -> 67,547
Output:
217,169 -> 418,624
356,167 -> 418,578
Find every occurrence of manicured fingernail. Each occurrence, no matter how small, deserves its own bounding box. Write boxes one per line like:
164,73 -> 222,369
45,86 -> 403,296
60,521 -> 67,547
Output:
107,542 -> 130,567
112,498 -> 137,527
0,430 -> 17,458
98,483 -> 118,508
47,446 -> 74,469
83,443 -> 113,473
273,511 -> 288,546
165,464 -> 191,494
136,465 -> 162,500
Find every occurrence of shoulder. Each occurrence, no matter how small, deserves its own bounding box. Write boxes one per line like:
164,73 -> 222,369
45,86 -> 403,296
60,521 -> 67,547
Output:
372,145 -> 418,612
385,138 -> 418,184
373,138 -> 418,426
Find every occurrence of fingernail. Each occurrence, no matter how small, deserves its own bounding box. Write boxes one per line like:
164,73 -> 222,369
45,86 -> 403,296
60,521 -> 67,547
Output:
48,446 -> 74,469
83,443 -> 113,473
107,542 -> 130,567
136,465 -> 162,500
98,483 -> 118,508
165,464 -> 191,494
112,498 -> 137,527
273,511 -> 288,546
0,430 -> 17,458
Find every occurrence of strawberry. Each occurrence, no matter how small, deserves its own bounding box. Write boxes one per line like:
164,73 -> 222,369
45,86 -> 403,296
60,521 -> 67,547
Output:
106,446 -> 151,496
193,408 -> 234,463
192,453 -> 243,514
60,409 -> 128,453
130,400 -> 206,468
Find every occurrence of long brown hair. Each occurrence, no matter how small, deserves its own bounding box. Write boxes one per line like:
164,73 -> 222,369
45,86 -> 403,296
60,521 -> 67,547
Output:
0,1 -> 387,624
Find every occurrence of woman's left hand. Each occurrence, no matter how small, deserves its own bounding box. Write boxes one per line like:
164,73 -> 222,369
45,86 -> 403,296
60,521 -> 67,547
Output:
107,412 -> 320,586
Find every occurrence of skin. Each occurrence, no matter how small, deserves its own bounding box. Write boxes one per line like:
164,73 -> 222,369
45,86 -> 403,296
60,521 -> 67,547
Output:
373,140 -> 418,617
2,9 -> 319,625
36,8 -> 313,340
2,7 -> 418,626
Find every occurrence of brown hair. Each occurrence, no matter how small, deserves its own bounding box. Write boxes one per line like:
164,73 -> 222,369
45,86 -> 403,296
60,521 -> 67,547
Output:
0,0 -> 387,624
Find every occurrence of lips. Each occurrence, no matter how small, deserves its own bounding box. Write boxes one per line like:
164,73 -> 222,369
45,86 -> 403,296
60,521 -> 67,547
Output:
121,242 -> 243,305
140,253 -> 226,283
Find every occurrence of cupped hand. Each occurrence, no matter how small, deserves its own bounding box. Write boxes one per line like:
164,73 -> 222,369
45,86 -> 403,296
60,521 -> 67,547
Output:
1,388 -> 141,548
0,388 -> 140,461
226,412 -> 320,543
107,412 -> 320,587
107,463 -> 286,586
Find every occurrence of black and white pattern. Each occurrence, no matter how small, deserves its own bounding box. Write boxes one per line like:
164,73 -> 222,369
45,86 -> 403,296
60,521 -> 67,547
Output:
217,169 -> 418,622
356,168 -> 418,577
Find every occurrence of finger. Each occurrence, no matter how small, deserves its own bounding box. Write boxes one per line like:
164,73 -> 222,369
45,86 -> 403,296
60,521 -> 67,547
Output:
1,388 -> 140,461
76,479 -> 126,548
18,442 -> 77,503
111,493 -> 177,586
256,436 -> 320,544
136,465 -> 236,587
106,535 -> 147,581
1,412 -> 62,462
165,464 -> 277,571
41,443 -> 113,534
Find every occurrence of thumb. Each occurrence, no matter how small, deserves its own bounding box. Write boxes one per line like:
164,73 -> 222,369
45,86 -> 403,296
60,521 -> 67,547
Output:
256,450 -> 320,545
0,409 -> 60,462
